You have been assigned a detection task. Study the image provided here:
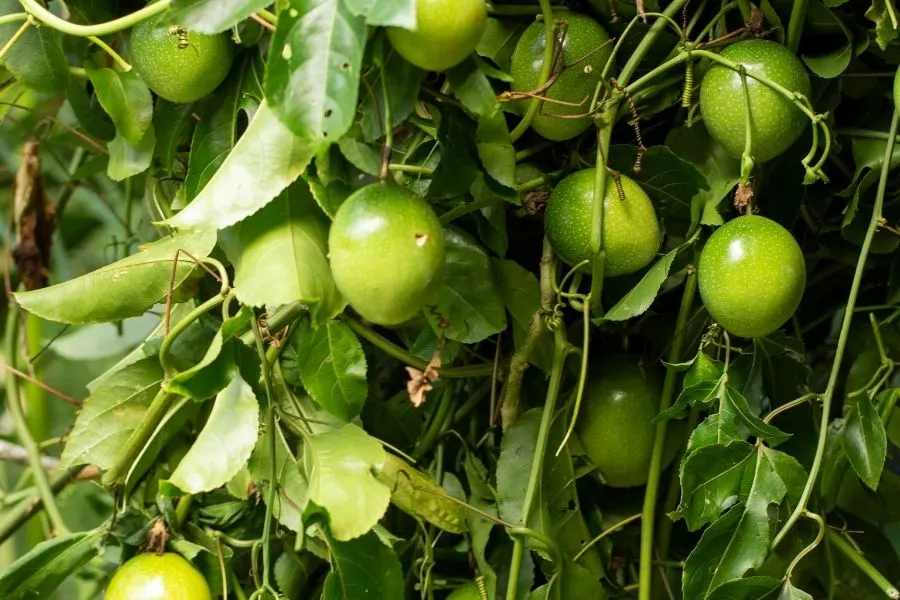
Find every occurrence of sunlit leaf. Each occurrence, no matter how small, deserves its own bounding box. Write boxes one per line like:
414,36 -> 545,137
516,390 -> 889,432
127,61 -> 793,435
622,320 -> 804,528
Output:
167,0 -> 273,33
0,531 -> 102,600
86,67 -> 153,145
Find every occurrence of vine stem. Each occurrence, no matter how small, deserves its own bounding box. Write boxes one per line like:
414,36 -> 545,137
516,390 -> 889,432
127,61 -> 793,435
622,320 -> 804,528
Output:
4,301 -> 68,536
0,19 -> 30,62
638,268 -> 697,600
573,512 -> 642,562
774,109 -> 900,549
18,0 -> 171,36
509,0 -> 554,143
826,530 -> 900,599
504,327 -> 567,600
786,0 -> 810,53
87,35 -> 131,71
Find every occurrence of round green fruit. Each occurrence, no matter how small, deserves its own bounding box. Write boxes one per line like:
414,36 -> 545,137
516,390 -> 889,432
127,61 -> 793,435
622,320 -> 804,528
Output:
700,39 -> 810,162
510,11 -> 612,141
698,215 -> 805,339
577,357 -> 676,488
329,183 -> 445,326
131,15 -> 233,103
387,0 -> 487,72
544,168 -> 660,277
447,581 -> 482,600
105,553 -> 212,600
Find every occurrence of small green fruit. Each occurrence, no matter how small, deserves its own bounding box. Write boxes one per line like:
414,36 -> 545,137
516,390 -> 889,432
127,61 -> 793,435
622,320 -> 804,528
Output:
387,0 -> 487,72
105,553 -> 212,600
447,580 -> 483,600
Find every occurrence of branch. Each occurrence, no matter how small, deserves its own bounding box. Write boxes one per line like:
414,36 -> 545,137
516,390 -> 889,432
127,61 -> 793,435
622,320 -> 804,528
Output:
0,439 -> 58,470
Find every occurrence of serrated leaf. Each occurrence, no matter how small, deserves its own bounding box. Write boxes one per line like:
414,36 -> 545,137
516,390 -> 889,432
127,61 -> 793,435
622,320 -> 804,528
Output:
167,101 -> 314,230
604,248 -> 678,321
60,357 -> 162,469
219,182 -> 343,321
337,136 -> 381,176
321,530 -> 404,600
86,67 -> 152,145
0,531 -> 102,600
866,0 -> 899,49
265,0 -> 367,149
426,227 -> 506,344
687,400 -> 744,454
166,0 -> 273,33
291,319 -> 367,421
107,126 -> 155,181
14,229 -> 216,324
305,424 -> 390,541
721,385 -> 790,445
674,441 -> 754,531
168,373 -> 259,493
844,392 -> 887,490
343,0 -> 416,27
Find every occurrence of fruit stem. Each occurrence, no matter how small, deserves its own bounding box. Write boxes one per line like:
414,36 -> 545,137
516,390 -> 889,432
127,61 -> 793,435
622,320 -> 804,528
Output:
88,35 -> 131,71
256,9 -> 277,25
18,0 -> 172,37
773,109 -> 900,549
509,0 -> 555,143
826,529 -> 900,599
413,383 -> 455,460
786,0 -> 810,53
504,327 -> 567,600
3,300 -> 68,536
638,267 -> 696,600
379,42 -> 393,181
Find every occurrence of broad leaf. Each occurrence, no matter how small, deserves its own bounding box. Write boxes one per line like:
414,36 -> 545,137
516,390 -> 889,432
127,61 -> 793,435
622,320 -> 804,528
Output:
305,424 -> 390,541
426,227 -> 506,344
492,258 -> 552,371
167,0 -> 273,33
464,455 -> 498,599
265,0 -> 367,149
249,422 -> 309,532
674,441 -> 754,531
497,409 -> 540,525
448,58 -> 501,119
86,67 -> 153,146
429,106 -> 481,198
475,109 -> 516,188
866,0 -> 898,49
343,0 -> 416,27
721,385 -> 790,445
14,229 -> 216,324
706,577 -> 781,600
153,99 -> 195,171
291,319 -> 367,421
844,392 -> 887,490
218,183 -> 343,321
358,44 -> 422,142
0,531 -> 102,600
0,0 -> 68,93
337,137 -> 381,176
167,101 -> 314,230
778,582 -> 814,600
60,357 -> 163,469
107,126 -> 155,181
168,373 -> 259,493
604,249 -> 678,321
321,530 -> 404,600
801,2 -> 854,78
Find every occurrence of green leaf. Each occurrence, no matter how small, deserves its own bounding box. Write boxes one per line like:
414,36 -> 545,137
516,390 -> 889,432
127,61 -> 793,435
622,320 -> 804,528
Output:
429,106 -> 481,198
305,424 -> 390,541
248,422 -> 308,532
167,0 -> 273,33
866,0 -> 899,49
447,58 -> 500,118
801,2 -> 854,78
219,183 -> 344,321
14,229 -> 216,324
321,530 -> 404,600
476,17 -> 526,71
426,227 -> 507,344
844,392 -> 887,490
167,101 -> 314,231
265,0 -> 367,149
0,0 -> 68,93
291,319 -> 367,421
343,0 -> 416,27
687,400 -> 743,454
60,357 -> 162,469
674,441 -> 754,531
604,248 -> 678,321
107,126 -> 156,181
683,445 -> 791,599
359,44 -> 422,142
706,576 -> 781,600
274,551 -> 314,599
721,385 -> 790,446
492,258 -> 552,371
778,582 -> 814,600
337,136 -> 381,176
168,372 -> 259,493
86,67 -> 153,146
476,110 -> 516,188
497,408 -> 540,524
0,531 -> 102,600
67,77 -> 115,141
464,454 -> 498,599
153,99 -> 195,172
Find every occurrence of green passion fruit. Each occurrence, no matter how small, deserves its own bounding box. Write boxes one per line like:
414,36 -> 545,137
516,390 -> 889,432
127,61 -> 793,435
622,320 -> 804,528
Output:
387,0 -> 487,72
328,183 -> 445,326
697,215 -> 805,339
510,11 -> 612,141
700,39 -> 811,162
544,168 -> 660,277
105,553 -> 212,600
131,15 -> 233,103
447,580 -> 483,600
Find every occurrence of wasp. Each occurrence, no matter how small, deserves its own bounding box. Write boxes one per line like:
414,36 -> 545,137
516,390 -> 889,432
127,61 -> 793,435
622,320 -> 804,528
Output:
167,25 -> 199,56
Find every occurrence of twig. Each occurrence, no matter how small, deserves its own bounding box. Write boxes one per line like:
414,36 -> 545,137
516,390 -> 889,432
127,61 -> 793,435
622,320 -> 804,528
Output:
0,439 -> 59,470
250,13 -> 275,32
0,360 -> 81,406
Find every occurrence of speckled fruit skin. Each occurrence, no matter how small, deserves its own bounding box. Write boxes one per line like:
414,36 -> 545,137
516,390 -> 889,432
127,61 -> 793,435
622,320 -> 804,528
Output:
544,168 -> 660,277
387,0 -> 487,72
577,357 -> 675,488
447,581 -> 482,600
510,12 -> 612,141
131,15 -> 233,104
700,40 -> 810,162
329,183 -> 445,326
105,553 -> 212,600
698,215 -> 806,338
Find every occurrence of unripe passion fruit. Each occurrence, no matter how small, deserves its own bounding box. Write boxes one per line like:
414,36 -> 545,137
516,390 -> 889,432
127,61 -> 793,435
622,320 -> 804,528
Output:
105,553 -> 212,600
387,0 -> 487,72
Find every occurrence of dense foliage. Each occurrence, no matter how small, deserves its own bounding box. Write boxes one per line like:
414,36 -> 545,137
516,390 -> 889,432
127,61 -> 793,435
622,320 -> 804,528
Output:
0,0 -> 900,599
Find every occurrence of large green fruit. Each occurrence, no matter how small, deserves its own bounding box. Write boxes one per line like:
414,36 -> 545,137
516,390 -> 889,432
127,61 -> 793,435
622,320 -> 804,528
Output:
387,0 -> 487,72
105,553 -> 212,600
329,183 -> 445,326
544,168 -> 660,277
131,15 -> 233,103
700,40 -> 810,162
698,215 -> 805,338
510,11 -> 612,141
577,356 -> 677,488
447,581 -> 483,600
